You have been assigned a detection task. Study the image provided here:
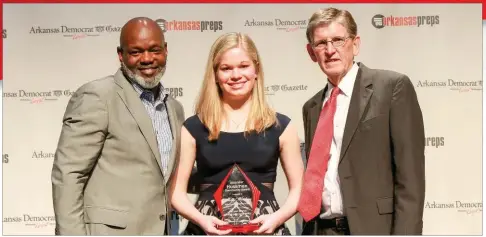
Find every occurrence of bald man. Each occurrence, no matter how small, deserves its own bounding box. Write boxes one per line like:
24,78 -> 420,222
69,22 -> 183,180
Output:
51,17 -> 185,235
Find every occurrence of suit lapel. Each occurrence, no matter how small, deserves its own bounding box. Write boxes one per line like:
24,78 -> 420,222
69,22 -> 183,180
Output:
114,70 -> 163,172
339,63 -> 374,163
165,97 -> 179,184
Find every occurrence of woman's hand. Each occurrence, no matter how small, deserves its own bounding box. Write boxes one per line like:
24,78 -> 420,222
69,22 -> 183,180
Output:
199,216 -> 233,235
249,213 -> 283,235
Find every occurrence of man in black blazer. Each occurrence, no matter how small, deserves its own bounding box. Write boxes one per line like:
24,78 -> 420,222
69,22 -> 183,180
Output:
298,7 -> 426,235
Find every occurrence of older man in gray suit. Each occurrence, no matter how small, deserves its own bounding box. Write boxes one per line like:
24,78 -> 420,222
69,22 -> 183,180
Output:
298,8 -> 425,235
51,17 -> 185,235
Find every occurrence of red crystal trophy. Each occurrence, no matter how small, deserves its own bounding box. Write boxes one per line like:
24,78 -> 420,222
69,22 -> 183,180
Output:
213,164 -> 261,234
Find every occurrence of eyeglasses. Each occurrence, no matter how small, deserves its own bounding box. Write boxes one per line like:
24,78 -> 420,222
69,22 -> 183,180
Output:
312,36 -> 352,50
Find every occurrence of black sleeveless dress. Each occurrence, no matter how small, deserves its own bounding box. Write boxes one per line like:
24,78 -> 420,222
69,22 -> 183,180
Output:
182,113 -> 292,235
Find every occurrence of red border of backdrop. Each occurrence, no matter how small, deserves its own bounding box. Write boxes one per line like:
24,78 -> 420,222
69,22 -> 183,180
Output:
0,0 -> 483,81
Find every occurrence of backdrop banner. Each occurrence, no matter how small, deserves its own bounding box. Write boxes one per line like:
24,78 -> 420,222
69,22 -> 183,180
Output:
2,3 -> 482,235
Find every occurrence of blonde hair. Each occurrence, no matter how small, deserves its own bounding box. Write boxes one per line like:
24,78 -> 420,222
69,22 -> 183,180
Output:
195,32 -> 277,141
306,7 -> 358,44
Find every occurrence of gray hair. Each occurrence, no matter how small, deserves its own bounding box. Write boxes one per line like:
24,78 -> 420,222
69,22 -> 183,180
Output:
306,7 -> 358,44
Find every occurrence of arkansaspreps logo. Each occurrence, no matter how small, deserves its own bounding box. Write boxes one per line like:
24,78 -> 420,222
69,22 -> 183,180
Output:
416,79 -> 482,92
265,84 -> 308,95
424,136 -> 444,156
371,14 -> 439,29
425,200 -> 482,215
164,87 -> 183,98
244,18 -> 307,32
29,25 -> 121,40
3,89 -> 75,104
155,19 -> 223,33
3,29 -> 6,39
3,214 -> 55,229
426,136 -> 444,148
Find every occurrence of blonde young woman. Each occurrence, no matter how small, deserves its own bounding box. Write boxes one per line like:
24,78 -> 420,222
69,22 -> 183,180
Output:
170,32 -> 304,235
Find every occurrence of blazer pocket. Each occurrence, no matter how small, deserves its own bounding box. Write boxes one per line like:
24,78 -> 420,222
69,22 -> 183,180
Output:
84,206 -> 130,228
376,197 -> 394,215
359,114 -> 386,131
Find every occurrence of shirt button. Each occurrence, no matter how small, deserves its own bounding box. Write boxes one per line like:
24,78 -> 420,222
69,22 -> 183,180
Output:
159,214 -> 166,221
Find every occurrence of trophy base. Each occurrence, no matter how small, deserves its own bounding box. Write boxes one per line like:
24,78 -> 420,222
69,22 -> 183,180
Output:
217,223 -> 260,233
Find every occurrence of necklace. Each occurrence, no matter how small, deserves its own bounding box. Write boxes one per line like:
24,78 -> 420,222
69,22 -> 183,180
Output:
230,118 -> 246,129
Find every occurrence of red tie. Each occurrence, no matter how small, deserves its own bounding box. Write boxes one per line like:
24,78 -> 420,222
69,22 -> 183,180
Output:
298,86 -> 340,222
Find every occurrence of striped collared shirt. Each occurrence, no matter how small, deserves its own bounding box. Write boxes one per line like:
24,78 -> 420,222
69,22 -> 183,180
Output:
131,82 -> 173,176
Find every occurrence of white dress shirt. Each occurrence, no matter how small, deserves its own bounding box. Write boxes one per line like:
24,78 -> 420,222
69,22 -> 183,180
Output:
319,62 -> 359,219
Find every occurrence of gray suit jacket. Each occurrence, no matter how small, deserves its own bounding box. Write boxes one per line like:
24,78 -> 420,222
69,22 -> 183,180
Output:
301,63 -> 425,235
51,69 -> 185,235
